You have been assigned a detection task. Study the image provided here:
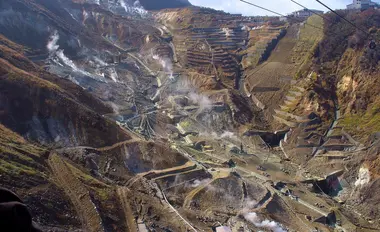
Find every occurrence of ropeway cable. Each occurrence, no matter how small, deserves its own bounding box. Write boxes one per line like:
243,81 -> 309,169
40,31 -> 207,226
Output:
239,0 -> 325,31
315,0 -> 370,37
290,0 -> 332,23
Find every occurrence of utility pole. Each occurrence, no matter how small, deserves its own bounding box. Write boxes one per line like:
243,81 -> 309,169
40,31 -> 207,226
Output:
263,152 -> 270,165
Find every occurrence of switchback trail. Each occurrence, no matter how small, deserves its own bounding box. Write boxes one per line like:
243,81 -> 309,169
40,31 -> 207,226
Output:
56,138 -> 140,153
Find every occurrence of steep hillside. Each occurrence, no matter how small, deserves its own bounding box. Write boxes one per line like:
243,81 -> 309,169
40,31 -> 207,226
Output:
0,37 -> 130,147
279,10 -> 380,228
318,11 -> 380,224
322,10 -> 380,143
2,0 -> 380,231
0,124 -> 82,231
139,0 -> 191,10
292,9 -> 380,144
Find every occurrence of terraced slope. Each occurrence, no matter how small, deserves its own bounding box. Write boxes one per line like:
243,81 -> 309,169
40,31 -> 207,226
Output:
242,26 -> 286,69
245,24 -> 300,126
2,0 -> 380,230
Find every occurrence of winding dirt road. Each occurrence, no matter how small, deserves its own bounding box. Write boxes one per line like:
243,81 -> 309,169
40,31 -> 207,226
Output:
116,187 -> 138,232
48,154 -> 104,232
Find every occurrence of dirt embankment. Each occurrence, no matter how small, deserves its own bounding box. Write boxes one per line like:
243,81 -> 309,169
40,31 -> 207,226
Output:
116,187 -> 138,232
48,154 -> 104,232
245,24 -> 300,126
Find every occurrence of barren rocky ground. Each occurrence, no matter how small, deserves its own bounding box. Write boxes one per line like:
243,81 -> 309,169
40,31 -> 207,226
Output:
1,0 -> 380,231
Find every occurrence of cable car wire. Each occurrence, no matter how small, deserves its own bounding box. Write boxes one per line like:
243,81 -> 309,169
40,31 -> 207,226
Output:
240,0 -> 284,17
239,0 -> 377,52
315,0 -> 370,36
239,0 -> 325,31
289,0 -> 332,23
239,0 -> 373,42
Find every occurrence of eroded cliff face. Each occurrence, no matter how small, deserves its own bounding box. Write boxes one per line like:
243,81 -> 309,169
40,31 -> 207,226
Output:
277,11 -> 380,153
315,10 -> 380,143
282,10 -> 380,226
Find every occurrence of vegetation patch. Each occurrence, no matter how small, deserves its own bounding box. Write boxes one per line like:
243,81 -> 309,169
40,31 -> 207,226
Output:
65,161 -> 109,188
0,124 -> 46,176
92,187 -> 114,202
341,101 -> 380,142
0,159 -> 39,176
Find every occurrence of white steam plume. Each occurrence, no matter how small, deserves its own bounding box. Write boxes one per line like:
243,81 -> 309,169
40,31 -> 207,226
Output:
120,0 -> 128,12
133,0 -> 140,7
355,167 -> 370,187
244,212 -> 286,232
199,131 -> 238,142
109,68 -> 119,82
134,62 -> 140,70
220,131 -> 238,141
240,198 -> 260,216
120,0 -> 147,16
152,53 -> 174,79
47,31 -> 99,79
133,0 -> 147,15
82,9 -> 89,25
46,32 -> 80,87
189,92 -> 212,111
222,28 -> 233,37
252,26 -> 264,30
47,31 -> 59,52
93,57 -> 107,67
67,75 -> 80,86
56,50 -> 80,72
241,25 -> 250,31
92,57 -> 118,82
109,102 -> 120,114
187,178 -> 211,188
245,198 -> 258,209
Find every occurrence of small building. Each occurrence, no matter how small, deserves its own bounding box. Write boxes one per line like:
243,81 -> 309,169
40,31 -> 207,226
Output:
347,0 -> 379,10
215,226 -> 232,232
138,223 -> 149,232
292,9 -> 324,18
